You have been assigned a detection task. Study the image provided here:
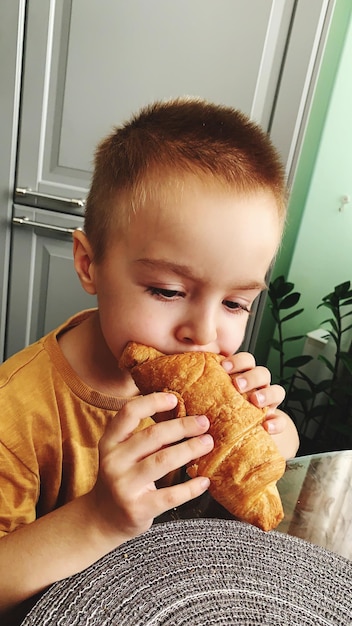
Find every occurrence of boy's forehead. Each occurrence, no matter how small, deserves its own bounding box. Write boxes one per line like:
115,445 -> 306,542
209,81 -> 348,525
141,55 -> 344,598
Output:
127,174 -> 280,220
122,183 -> 281,275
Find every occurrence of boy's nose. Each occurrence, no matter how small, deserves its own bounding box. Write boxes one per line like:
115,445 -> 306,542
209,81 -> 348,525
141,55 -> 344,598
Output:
176,310 -> 218,347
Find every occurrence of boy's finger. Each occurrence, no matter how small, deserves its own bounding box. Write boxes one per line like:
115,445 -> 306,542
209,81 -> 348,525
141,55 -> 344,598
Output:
143,476 -> 211,518
249,384 -> 285,409
221,351 -> 256,374
233,366 -> 271,394
100,392 -> 178,452
263,410 -> 287,434
130,413 -> 210,459
131,430 -> 214,488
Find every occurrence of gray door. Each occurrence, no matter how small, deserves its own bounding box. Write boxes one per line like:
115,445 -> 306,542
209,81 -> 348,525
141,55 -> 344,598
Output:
5,206 -> 96,359
14,0 -> 333,206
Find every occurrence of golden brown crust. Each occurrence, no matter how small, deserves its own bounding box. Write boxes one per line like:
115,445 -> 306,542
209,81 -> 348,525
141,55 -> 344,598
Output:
119,342 -> 286,531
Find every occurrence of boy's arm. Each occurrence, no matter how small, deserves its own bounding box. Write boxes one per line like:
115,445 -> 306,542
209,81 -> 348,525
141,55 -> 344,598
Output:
0,493 -> 124,612
0,392 -> 212,616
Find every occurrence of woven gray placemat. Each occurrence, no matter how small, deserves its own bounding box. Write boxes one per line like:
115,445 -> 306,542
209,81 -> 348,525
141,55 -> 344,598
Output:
21,519 -> 352,626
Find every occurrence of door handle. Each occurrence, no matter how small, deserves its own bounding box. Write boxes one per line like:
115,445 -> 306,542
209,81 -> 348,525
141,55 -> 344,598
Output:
12,216 -> 76,235
15,187 -> 85,208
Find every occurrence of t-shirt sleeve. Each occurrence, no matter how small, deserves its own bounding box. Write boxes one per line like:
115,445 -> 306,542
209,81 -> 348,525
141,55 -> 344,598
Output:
0,441 -> 39,536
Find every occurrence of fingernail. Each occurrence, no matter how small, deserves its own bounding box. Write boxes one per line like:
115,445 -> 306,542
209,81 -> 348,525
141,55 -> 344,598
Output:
236,377 -> 247,392
222,360 -> 232,372
166,393 -> 178,407
196,415 -> 209,428
200,477 -> 210,489
255,391 -> 265,406
265,420 -> 275,434
200,434 -> 213,446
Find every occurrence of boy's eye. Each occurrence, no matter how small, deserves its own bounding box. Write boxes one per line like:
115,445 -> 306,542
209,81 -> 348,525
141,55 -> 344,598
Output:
223,300 -> 250,313
147,287 -> 183,299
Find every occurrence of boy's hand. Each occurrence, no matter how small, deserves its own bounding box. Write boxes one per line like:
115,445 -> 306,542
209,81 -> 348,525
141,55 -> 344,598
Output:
222,353 -> 299,459
91,392 -> 213,542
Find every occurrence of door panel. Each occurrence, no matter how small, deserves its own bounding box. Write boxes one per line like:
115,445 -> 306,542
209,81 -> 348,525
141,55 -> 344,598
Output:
15,0 -> 298,206
5,206 -> 96,358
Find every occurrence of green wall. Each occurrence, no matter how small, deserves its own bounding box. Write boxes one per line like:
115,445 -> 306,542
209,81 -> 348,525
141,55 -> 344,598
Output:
255,0 -> 352,374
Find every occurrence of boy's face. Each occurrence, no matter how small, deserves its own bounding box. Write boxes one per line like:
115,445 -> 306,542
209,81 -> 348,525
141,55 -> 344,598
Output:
85,179 -> 282,363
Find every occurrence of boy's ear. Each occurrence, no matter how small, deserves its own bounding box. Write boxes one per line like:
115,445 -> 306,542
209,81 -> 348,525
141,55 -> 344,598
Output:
72,229 -> 97,295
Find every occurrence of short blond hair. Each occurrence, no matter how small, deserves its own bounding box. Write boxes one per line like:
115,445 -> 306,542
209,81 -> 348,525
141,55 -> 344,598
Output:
84,97 -> 287,261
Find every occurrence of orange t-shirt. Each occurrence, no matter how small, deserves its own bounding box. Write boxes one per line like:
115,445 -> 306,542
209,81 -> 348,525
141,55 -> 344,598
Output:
0,310 -> 129,536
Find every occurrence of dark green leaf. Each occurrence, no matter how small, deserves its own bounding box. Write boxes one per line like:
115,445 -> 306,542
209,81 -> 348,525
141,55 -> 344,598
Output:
281,309 -> 304,323
314,379 -> 333,393
318,302 -> 336,313
341,297 -> 352,307
269,276 -> 295,298
328,332 -> 339,347
318,354 -> 335,373
334,281 -> 351,297
283,335 -> 306,342
278,292 -> 301,309
328,319 -> 339,335
318,318 -> 334,327
284,355 -> 313,368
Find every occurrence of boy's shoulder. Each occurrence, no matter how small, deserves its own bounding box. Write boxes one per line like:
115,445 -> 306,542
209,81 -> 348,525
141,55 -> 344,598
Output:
0,309 -> 95,390
0,336 -> 49,391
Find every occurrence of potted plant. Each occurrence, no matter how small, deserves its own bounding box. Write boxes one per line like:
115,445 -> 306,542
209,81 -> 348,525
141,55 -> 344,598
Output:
266,277 -> 352,453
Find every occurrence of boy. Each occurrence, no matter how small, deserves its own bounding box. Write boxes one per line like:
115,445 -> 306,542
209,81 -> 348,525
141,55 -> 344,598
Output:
0,98 -> 298,620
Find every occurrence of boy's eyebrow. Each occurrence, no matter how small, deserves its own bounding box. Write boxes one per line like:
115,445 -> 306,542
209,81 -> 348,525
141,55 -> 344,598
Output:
135,258 -> 267,291
135,258 -> 199,281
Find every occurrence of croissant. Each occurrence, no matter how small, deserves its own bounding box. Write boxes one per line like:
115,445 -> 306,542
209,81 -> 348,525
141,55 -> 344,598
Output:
119,342 -> 286,531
